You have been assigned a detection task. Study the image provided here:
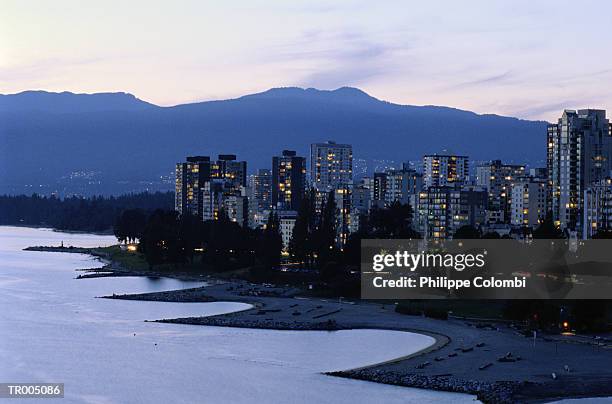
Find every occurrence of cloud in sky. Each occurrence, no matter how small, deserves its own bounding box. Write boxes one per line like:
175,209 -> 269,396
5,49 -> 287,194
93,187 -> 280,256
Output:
449,72 -> 515,90
261,29 -> 401,89
1,0 -> 611,121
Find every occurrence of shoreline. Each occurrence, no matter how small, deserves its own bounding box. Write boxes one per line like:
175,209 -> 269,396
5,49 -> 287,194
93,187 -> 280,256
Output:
30,244 -> 612,404
7,224 -> 114,236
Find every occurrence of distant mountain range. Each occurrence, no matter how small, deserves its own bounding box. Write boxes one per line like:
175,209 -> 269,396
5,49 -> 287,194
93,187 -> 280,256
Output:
0,90 -> 156,113
0,87 -> 548,195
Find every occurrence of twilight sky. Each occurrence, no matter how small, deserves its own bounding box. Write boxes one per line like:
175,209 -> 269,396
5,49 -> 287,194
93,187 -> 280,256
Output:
1,0 -> 611,121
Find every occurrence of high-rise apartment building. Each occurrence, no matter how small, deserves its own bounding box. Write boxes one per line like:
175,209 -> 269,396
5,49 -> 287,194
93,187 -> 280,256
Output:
211,154 -> 247,190
371,165 -> 423,207
510,178 -> 547,228
476,160 -> 526,223
351,183 -> 372,215
311,186 -> 353,246
547,109 -> 612,234
251,168 -> 272,211
272,150 -> 306,210
175,156 -> 211,217
334,186 -> 352,246
310,141 -> 353,191
201,180 -> 248,227
372,172 -> 387,208
350,183 -> 371,233
416,186 -> 487,240
423,154 -> 469,188
582,178 -> 612,239
383,165 -> 423,206
176,154 -> 248,225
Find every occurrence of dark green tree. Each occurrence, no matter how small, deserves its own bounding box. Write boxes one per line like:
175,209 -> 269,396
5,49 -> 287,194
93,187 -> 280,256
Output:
289,188 -> 317,267
178,213 -> 203,263
256,211 -> 283,269
316,190 -> 338,267
369,201 -> 418,238
114,209 -> 146,243
342,230 -> 366,267
533,212 -> 564,239
139,209 -> 182,267
205,208 -> 232,268
572,300 -> 609,332
0,192 -> 173,233
453,225 -> 481,239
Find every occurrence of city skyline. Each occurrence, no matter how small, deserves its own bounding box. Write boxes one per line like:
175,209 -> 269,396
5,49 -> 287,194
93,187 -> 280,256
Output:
2,0 -> 611,121
171,107 -> 610,241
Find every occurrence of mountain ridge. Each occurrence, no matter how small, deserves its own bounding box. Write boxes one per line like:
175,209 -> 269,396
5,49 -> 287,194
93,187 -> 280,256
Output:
0,86 -> 549,195
1,87 -> 547,123
0,90 -> 157,113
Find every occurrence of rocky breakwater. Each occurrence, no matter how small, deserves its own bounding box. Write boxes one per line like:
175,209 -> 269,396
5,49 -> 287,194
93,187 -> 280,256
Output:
100,287 -> 216,302
326,369 -> 526,403
153,315 -> 340,331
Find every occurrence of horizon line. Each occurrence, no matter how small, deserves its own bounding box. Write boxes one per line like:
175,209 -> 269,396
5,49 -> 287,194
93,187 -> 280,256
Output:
0,86 -> 567,123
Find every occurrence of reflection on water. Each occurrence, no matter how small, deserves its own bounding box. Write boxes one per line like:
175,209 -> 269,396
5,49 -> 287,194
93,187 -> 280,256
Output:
0,227 -> 477,404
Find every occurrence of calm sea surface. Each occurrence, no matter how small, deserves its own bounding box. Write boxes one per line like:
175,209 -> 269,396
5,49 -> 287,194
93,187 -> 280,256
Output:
0,226 -> 477,403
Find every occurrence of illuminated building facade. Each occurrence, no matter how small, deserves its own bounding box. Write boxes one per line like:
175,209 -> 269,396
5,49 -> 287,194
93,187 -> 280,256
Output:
310,141 -> 353,191
272,150 -> 306,210
175,156 -> 211,217
416,186 -> 487,240
582,178 -> 612,239
201,180 -> 248,227
547,109 -> 612,235
476,160 -> 526,223
211,154 -> 247,190
251,168 -> 272,211
423,154 -> 469,188
510,178 -> 547,228
277,210 -> 298,251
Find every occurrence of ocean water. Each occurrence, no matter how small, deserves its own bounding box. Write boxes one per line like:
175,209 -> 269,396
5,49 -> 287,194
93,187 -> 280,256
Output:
0,226 -> 477,403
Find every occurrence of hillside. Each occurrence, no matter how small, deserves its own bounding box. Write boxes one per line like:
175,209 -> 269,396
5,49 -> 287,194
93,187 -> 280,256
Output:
0,87 -> 548,194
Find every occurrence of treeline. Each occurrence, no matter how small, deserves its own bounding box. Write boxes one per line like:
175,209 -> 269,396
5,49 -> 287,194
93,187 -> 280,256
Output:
0,192 -> 174,232
114,190 -> 419,297
115,209 -> 282,272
